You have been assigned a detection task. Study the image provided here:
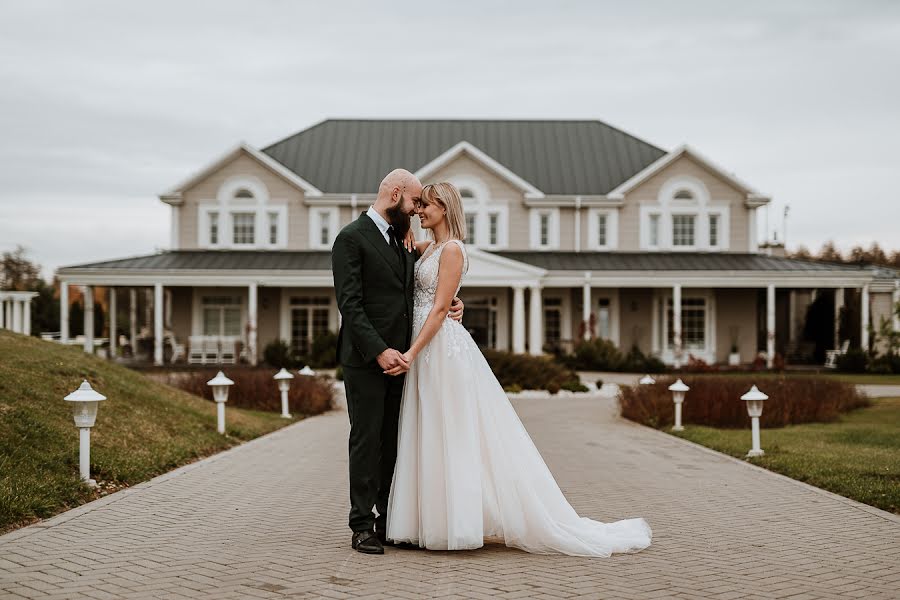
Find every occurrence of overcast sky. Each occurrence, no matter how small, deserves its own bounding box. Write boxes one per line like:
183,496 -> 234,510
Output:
1,0 -> 898,279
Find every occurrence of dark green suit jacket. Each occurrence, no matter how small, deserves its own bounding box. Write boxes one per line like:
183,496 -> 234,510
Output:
331,212 -> 417,368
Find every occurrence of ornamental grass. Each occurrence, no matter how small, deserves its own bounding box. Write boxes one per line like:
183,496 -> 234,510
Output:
162,369 -> 335,416
619,375 -> 870,429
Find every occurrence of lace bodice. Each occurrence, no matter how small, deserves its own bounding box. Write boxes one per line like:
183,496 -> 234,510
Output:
413,240 -> 469,361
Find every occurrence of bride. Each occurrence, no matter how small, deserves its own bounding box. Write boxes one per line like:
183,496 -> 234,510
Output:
385,182 -> 651,556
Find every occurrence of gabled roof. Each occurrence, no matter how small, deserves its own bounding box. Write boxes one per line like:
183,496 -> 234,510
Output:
160,143 -> 323,203
607,144 -> 770,204
262,119 -> 666,195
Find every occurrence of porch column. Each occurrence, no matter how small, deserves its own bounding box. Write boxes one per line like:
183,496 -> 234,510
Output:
83,286 -> 94,354
60,283 -> 69,343
861,283 -> 870,352
129,288 -> 137,353
651,294 -> 660,355
672,284 -> 682,369
0,297 -> 5,329
528,285 -> 543,356
512,286 -> 526,354
248,282 -> 258,366
12,298 -> 23,333
153,283 -> 163,366
108,287 -> 117,358
766,284 -> 776,368
23,296 -> 31,336
893,283 -> 900,333
834,287 -> 844,349
582,272 -> 591,341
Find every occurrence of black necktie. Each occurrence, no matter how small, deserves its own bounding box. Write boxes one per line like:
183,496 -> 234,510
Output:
387,226 -> 403,264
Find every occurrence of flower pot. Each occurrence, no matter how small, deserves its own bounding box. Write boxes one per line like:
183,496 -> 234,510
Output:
728,352 -> 740,366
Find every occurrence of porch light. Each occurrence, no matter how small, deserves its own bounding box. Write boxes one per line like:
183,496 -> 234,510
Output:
64,380 -> 107,487
207,371 -> 234,434
298,365 -> 316,376
273,368 -> 294,419
741,385 -> 768,457
667,378 -> 689,431
639,375 -> 656,385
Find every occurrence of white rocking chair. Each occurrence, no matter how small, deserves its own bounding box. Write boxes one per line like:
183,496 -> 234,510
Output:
824,339 -> 850,369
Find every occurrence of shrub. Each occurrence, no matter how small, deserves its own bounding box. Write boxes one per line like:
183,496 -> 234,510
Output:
483,349 -> 580,392
683,354 -> 718,373
503,383 -> 523,394
568,338 -> 624,371
307,331 -> 338,368
837,348 -> 868,373
263,340 -> 295,368
868,353 -> 900,375
618,375 -> 869,429
334,365 -> 344,381
162,368 -> 335,416
561,380 -> 589,393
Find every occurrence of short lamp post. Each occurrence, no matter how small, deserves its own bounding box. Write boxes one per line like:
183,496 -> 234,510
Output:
207,371 -> 234,434
274,368 -> 294,419
639,374 -> 656,385
64,380 -> 107,487
668,378 -> 689,431
298,365 -> 316,377
741,385 -> 768,457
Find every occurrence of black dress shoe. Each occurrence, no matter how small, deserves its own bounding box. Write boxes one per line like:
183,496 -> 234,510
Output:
352,530 -> 384,554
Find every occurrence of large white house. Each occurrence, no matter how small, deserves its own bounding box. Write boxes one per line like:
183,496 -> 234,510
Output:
57,119 -> 899,367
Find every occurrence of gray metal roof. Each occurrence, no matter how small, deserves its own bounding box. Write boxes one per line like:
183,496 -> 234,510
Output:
59,251 -> 332,272
492,252 -> 874,273
261,119 -> 666,195
60,250 -> 872,275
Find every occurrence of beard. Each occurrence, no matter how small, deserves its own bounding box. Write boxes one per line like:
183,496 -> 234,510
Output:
385,196 -> 411,240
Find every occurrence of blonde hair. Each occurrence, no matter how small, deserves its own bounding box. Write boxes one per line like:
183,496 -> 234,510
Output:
421,182 -> 467,242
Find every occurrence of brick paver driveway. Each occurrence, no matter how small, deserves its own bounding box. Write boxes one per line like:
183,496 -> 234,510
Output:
2,391 -> 899,599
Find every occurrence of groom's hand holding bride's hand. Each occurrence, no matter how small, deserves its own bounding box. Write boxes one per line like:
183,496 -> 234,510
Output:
377,348 -> 409,375
384,350 -> 415,376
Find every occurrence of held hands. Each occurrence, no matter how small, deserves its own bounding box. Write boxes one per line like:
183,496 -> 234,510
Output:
448,296 -> 464,322
383,349 -> 415,376
377,348 -> 409,376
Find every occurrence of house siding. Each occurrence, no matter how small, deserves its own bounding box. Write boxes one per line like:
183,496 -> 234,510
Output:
715,288 -> 758,362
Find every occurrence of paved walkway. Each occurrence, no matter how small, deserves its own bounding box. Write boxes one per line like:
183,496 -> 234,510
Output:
2,392 -> 899,600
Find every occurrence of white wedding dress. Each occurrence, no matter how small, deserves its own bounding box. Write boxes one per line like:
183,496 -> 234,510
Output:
386,240 -> 652,556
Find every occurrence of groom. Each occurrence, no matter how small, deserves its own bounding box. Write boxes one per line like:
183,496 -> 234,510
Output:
331,168 -> 464,554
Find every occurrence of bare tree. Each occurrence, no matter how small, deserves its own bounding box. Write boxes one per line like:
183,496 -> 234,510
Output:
0,245 -> 41,290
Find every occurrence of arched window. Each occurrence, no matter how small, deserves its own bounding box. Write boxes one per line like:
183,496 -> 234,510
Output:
451,179 -> 507,249
234,188 -> 254,199
673,189 -> 694,200
640,176 -> 729,251
199,176 -> 287,249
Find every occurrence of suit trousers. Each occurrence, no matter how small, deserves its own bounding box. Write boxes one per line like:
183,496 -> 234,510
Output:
342,365 -> 405,533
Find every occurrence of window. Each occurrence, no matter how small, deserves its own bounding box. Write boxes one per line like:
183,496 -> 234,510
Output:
544,297 -> 562,347
319,210 -> 331,246
209,212 -> 219,245
488,213 -> 498,246
232,213 -> 255,245
465,213 -> 476,243
268,212 -> 278,245
461,296 -> 498,348
649,214 -> 660,247
672,215 -> 695,246
596,213 -> 607,246
234,188 -> 254,199
460,188 -> 474,199
290,296 -> 331,355
673,189 -> 694,200
666,297 -> 706,350
202,296 -> 242,337
598,298 -> 611,340
709,214 -> 719,246
540,213 -> 550,246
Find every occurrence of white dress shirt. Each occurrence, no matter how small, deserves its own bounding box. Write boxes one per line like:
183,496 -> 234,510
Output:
366,205 -> 392,245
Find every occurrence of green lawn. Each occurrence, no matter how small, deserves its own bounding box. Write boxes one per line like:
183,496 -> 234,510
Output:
0,330 -> 295,533
671,398 -> 900,514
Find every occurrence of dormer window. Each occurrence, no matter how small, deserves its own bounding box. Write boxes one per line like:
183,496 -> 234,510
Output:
640,176 -> 729,251
198,176 -> 287,249
452,179 -> 508,249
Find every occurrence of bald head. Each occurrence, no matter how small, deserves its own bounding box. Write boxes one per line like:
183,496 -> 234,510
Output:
377,168 -> 420,200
